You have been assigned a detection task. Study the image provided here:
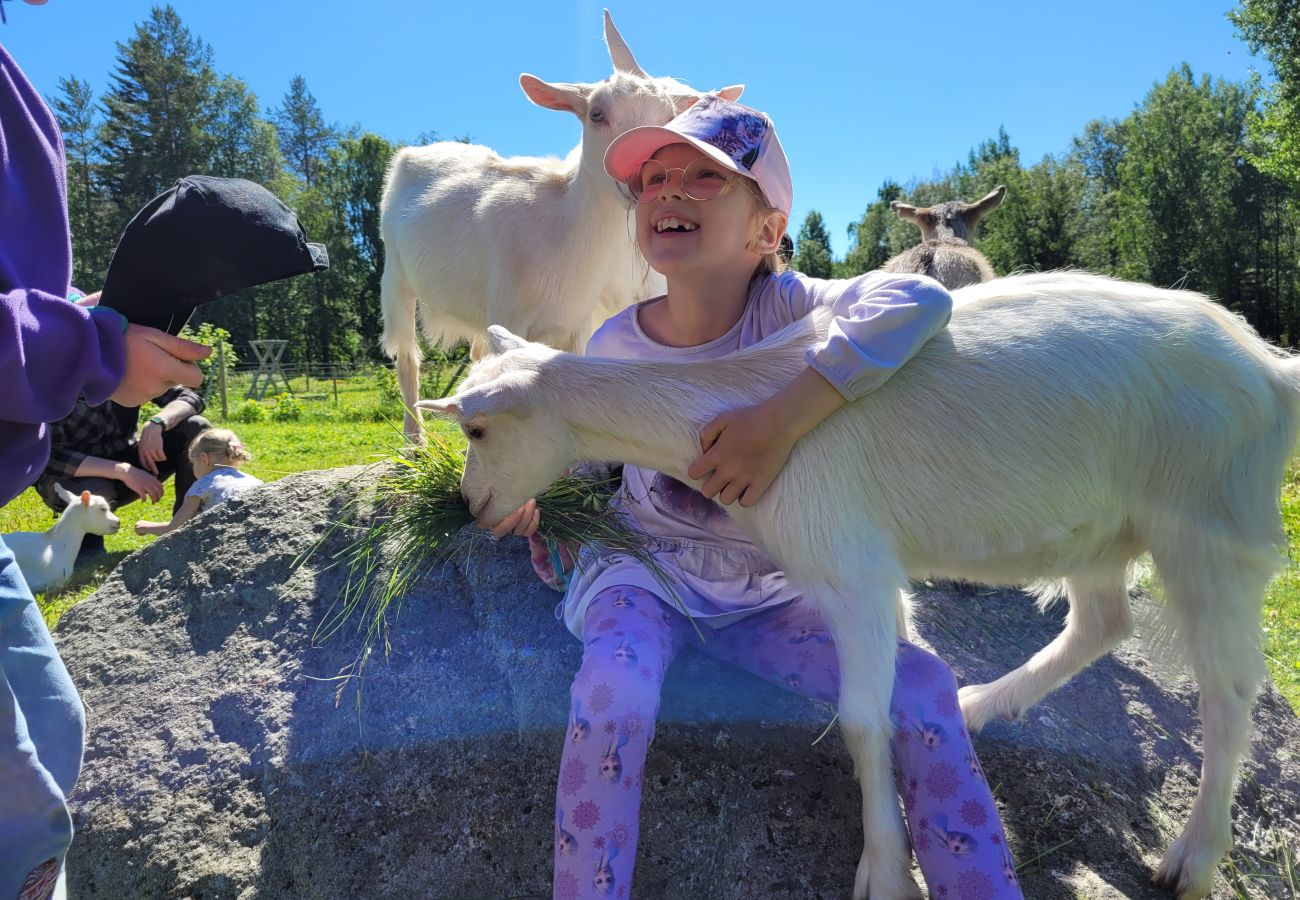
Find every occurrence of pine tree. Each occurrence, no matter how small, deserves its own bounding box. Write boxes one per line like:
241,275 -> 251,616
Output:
51,76 -> 113,288
843,180 -> 903,275
273,76 -> 336,188
208,75 -> 283,185
322,133 -> 396,355
99,5 -> 218,227
791,210 -> 833,279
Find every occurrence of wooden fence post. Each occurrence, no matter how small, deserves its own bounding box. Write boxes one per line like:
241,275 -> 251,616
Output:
218,342 -> 229,421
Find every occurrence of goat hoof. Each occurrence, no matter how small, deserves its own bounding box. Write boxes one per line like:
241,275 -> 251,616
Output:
1152,836 -> 1220,900
852,859 -> 923,900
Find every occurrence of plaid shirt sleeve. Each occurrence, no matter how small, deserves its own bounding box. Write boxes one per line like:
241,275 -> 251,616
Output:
153,386 -> 205,418
44,399 -> 131,479
43,445 -> 87,481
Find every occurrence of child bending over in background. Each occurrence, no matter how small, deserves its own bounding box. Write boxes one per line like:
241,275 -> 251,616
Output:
135,428 -> 261,536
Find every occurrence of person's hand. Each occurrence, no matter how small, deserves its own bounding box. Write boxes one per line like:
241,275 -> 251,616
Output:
116,463 -> 163,503
489,498 -> 540,540
135,520 -> 165,536
137,421 -> 165,474
687,403 -> 799,507
74,291 -> 101,308
110,325 -> 211,407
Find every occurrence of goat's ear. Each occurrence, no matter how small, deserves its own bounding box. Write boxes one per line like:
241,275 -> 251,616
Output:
54,483 -> 74,505
486,325 -> 530,355
520,74 -> 590,116
603,10 -> 646,77
969,185 -> 1007,218
415,398 -> 462,419
891,201 -> 921,223
456,374 -> 534,421
673,85 -> 746,114
80,490 -> 91,506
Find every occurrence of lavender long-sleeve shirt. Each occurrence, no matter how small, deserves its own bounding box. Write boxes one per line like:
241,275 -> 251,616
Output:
560,269 -> 952,636
1,43 -> 126,506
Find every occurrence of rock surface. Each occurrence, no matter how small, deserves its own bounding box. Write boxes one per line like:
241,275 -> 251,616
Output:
54,466 -> 1300,899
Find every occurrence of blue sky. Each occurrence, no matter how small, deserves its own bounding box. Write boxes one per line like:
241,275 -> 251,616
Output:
3,0 -> 1262,256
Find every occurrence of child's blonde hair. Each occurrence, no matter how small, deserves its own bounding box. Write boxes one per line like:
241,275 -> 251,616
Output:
188,428 -> 252,467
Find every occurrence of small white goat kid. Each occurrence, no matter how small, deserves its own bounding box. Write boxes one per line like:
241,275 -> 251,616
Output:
419,271 -> 1299,900
380,11 -> 741,440
4,485 -> 119,594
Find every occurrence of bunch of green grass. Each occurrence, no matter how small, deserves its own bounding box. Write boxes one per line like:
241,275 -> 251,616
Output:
303,425 -> 684,690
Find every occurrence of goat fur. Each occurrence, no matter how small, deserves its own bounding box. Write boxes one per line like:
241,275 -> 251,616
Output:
421,271 -> 1295,900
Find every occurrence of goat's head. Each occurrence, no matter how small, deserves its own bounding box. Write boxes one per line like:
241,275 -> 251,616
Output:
891,185 -> 1006,243
518,11 -> 742,194
417,326 -> 574,527
53,483 -> 120,535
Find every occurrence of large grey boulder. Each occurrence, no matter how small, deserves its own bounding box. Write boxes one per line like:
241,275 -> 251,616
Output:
54,466 -> 1300,899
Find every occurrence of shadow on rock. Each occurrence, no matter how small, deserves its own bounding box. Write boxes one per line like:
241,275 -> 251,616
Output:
54,467 -> 1300,899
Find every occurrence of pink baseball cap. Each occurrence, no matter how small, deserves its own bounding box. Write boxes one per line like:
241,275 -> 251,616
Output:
604,95 -> 793,216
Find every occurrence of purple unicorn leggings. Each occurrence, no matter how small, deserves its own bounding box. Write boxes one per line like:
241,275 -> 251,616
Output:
553,585 -> 1023,900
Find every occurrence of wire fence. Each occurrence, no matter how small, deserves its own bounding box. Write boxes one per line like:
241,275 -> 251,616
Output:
200,346 -> 467,423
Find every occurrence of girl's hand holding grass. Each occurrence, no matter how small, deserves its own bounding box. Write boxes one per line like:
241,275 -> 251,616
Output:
490,497 -> 540,539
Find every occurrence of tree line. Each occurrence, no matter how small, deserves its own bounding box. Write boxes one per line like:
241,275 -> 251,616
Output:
57,4 -> 1300,361
55,5 -> 400,365
792,0 -> 1300,345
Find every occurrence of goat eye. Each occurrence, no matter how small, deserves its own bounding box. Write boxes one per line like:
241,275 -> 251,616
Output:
466,426 -> 485,441
589,109 -> 605,123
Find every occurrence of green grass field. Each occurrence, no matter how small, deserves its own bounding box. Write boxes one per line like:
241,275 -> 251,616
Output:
2,376 -> 1298,711
1264,465 -> 1300,710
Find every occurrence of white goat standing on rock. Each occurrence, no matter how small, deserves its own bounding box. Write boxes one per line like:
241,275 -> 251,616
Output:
379,11 -> 741,440
420,271 -> 1299,900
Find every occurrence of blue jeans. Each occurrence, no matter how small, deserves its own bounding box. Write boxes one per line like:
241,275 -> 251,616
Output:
0,536 -> 83,898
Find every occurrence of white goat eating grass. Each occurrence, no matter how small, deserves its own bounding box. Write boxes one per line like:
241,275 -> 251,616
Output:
379,10 -> 741,440
419,271 -> 1299,900
4,485 -> 119,594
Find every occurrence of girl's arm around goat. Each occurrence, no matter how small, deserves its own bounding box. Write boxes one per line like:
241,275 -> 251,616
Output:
688,270 -> 953,507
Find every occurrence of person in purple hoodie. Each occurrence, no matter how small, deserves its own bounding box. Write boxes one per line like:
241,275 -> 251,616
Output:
1,17 -> 213,899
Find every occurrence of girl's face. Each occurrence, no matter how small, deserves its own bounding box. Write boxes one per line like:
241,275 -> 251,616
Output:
633,143 -> 781,281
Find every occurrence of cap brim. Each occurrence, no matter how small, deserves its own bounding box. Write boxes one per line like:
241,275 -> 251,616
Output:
604,125 -> 750,185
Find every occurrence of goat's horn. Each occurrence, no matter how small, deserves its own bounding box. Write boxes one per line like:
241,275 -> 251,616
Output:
604,10 -> 647,77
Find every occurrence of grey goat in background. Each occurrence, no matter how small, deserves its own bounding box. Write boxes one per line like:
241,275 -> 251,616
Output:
883,185 -> 1006,289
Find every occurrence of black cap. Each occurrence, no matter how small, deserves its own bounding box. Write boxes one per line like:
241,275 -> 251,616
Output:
100,175 -> 329,334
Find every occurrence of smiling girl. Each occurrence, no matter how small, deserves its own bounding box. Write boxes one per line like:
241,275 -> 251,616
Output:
494,95 -> 1022,899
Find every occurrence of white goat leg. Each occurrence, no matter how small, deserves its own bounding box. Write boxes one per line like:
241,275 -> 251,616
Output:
379,251 -> 424,442
794,560 -> 920,900
1151,551 -> 1270,899
960,571 -> 1133,731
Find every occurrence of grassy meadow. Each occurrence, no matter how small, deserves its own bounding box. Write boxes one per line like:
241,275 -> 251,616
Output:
1,368 -> 1297,712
